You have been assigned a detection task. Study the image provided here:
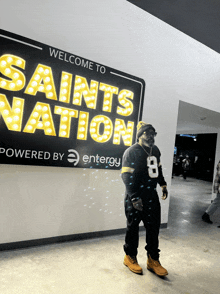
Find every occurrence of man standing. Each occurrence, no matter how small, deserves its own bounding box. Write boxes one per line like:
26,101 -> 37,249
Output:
182,154 -> 190,180
202,160 -> 220,225
121,121 -> 168,276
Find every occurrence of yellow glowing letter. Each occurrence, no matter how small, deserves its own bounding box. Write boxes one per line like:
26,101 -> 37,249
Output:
77,111 -> 89,140
54,106 -> 78,138
23,102 -> 56,136
99,83 -> 118,112
0,54 -> 26,91
116,90 -> 134,116
0,94 -> 24,131
113,119 -> 134,146
90,115 -> 113,143
59,72 -> 72,103
72,75 -> 98,109
24,64 -> 57,100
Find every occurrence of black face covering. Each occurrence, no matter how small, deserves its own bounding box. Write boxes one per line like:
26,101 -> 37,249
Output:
140,131 -> 155,148
146,137 -> 155,147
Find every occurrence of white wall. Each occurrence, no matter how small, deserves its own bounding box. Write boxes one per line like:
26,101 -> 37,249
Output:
1,0 -> 220,244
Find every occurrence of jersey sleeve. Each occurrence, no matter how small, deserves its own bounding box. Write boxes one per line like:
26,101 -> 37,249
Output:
154,146 -> 167,187
121,147 -> 141,200
158,164 -> 167,187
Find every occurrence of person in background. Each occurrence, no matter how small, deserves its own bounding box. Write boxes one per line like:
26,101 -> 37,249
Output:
202,160 -> 220,225
172,155 -> 177,178
182,154 -> 190,180
121,121 -> 168,276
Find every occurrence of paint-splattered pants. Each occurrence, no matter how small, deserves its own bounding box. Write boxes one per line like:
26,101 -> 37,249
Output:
124,188 -> 161,260
206,193 -> 220,215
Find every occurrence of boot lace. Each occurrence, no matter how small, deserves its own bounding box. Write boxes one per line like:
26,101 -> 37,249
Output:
130,256 -> 138,264
153,260 -> 160,267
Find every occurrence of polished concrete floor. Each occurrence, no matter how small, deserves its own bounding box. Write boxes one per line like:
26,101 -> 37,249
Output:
1,176 -> 220,294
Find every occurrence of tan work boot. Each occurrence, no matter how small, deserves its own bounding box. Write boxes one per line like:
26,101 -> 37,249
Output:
124,255 -> 143,274
147,255 -> 168,276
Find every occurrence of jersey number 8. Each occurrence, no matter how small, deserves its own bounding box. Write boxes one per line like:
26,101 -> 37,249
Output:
147,156 -> 158,178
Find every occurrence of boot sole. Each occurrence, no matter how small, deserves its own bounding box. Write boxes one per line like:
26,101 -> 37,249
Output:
147,265 -> 168,276
124,261 -> 143,274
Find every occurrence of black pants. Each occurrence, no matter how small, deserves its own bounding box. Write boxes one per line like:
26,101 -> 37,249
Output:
183,170 -> 187,179
123,189 -> 161,260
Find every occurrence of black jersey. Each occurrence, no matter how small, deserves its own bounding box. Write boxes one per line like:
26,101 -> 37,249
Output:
121,143 -> 166,199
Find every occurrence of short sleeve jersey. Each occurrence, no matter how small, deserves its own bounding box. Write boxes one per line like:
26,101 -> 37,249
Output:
122,143 -> 166,194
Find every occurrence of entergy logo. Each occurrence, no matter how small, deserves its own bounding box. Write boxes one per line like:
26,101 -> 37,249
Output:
67,149 -> 80,166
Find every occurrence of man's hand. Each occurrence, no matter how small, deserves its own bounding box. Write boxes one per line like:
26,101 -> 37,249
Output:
161,186 -> 168,200
131,198 -> 143,211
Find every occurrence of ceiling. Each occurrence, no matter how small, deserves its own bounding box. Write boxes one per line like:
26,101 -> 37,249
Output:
127,0 -> 220,135
127,0 -> 220,55
176,101 -> 220,134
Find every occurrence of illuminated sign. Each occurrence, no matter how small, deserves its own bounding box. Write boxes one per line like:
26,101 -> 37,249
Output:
0,30 -> 145,170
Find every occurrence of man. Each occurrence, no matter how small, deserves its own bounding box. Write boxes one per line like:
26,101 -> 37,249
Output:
121,121 -> 168,276
202,160 -> 220,225
182,154 -> 190,180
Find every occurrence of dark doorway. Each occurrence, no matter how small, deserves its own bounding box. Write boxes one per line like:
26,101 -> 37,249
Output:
173,133 -> 217,182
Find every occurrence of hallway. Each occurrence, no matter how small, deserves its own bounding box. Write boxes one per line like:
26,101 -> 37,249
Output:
0,177 -> 219,294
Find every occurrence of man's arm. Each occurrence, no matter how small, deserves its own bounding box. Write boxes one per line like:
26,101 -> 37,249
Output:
121,150 -> 140,199
158,163 -> 167,187
157,157 -> 168,200
121,148 -> 143,210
